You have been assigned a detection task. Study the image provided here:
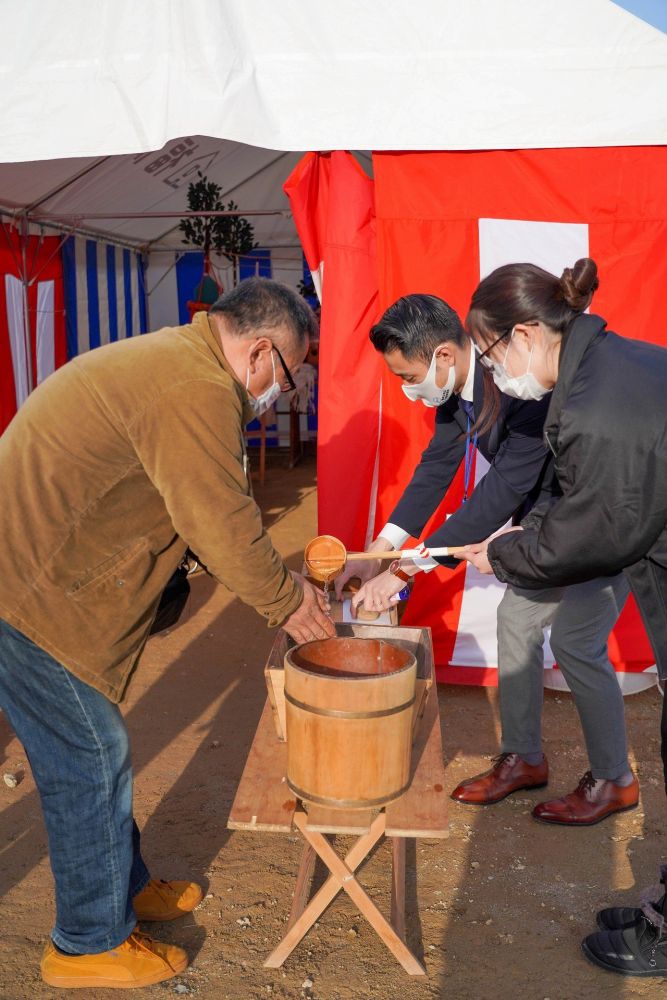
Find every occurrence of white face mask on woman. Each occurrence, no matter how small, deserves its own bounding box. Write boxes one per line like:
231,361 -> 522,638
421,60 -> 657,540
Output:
402,349 -> 456,408
247,350 -> 282,416
491,329 -> 550,402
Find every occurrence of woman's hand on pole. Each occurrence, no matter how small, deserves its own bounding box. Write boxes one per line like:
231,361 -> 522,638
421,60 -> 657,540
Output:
462,527 -> 524,576
461,542 -> 493,574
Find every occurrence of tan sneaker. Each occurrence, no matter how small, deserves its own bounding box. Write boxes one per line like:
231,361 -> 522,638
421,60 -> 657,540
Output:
133,878 -> 203,921
41,931 -> 188,988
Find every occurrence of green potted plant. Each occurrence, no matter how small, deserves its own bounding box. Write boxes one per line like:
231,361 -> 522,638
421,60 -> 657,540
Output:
179,171 -> 258,316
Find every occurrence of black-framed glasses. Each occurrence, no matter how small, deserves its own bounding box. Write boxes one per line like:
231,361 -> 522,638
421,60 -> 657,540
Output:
475,321 -> 540,371
272,344 -> 297,392
474,329 -> 512,371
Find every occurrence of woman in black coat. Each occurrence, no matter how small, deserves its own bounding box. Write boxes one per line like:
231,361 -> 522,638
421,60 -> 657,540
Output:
463,257 -> 667,977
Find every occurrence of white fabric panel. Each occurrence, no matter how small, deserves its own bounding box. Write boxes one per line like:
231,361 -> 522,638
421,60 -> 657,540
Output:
479,219 -> 590,280
74,237 -> 90,354
449,218 -> 590,669
5,275 -> 30,407
96,244 -> 110,346
115,248 -> 128,340
544,663 -> 657,694
1,1 -> 665,163
130,251 -> 140,337
36,281 -> 55,383
145,257 -> 180,332
311,264 -> 324,302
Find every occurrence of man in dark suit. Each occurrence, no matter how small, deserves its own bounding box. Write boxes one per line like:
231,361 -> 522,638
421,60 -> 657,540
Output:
341,293 -> 635,826
337,292 -> 555,602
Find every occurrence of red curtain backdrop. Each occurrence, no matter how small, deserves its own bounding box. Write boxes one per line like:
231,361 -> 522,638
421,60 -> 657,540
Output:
373,147 -> 667,681
285,152 -> 383,550
0,227 -> 67,434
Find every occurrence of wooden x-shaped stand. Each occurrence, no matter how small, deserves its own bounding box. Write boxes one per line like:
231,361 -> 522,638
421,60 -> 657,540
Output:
228,686 -> 447,976
265,810 -> 425,975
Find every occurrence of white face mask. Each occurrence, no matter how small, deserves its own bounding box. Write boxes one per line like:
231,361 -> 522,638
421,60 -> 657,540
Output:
247,350 -> 282,416
491,330 -> 550,402
401,349 -> 456,408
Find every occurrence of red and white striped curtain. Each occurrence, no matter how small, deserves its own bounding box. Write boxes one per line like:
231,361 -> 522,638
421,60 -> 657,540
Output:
0,227 -> 67,435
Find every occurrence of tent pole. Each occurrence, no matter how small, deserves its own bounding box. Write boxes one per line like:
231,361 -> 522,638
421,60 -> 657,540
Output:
1,218 -> 24,276
31,209 -> 287,220
19,217 -> 34,393
26,233 -> 69,286
1,212 -> 145,254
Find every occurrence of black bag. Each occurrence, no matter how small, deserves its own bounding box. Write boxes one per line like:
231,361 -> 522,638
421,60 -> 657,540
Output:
150,563 -> 191,635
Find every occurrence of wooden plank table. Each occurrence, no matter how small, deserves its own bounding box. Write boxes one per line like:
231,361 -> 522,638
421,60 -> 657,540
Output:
228,684 -> 448,976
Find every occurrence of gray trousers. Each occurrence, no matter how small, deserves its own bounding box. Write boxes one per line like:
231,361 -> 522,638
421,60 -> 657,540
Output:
497,573 -> 631,781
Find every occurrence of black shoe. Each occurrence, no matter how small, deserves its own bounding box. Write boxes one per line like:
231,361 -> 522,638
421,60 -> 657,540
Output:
582,920 -> 667,977
597,881 -> 666,931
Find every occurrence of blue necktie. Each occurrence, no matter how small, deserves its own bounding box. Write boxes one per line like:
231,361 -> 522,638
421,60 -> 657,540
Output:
460,397 -> 475,421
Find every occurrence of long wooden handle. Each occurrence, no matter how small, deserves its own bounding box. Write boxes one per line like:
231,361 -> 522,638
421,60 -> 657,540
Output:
343,552 -> 398,561
346,546 -> 468,561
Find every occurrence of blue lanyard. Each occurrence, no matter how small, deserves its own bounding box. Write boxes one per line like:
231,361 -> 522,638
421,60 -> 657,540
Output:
462,416 -> 478,503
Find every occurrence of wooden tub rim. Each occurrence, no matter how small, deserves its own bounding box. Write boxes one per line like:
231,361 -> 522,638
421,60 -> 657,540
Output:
285,639 -> 416,682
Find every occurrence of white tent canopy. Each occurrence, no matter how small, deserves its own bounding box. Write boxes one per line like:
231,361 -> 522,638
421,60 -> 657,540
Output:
1,1 -> 666,165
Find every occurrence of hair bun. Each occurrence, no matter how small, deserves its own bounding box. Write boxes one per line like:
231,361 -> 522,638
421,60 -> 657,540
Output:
560,258 -> 599,311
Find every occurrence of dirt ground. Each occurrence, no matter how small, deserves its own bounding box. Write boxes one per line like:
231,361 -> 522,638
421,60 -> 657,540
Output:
1,453 -> 665,1000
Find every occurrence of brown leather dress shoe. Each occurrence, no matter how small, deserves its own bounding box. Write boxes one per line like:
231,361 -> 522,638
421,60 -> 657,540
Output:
532,771 -> 639,826
450,752 -> 549,805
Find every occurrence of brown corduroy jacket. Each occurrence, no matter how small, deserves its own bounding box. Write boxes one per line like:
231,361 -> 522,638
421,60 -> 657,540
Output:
0,312 -> 302,702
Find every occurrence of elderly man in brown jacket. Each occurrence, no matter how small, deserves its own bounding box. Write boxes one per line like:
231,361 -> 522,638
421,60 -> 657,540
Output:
0,277 -> 334,989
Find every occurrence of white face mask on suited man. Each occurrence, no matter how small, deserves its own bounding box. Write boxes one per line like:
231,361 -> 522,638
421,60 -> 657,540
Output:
401,349 -> 457,407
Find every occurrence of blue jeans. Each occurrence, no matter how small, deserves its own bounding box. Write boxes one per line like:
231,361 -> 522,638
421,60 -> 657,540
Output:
0,619 -> 150,953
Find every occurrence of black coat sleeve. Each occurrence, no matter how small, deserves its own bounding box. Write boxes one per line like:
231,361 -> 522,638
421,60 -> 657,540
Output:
424,398 -> 552,557
487,422 -> 665,588
388,403 -> 466,539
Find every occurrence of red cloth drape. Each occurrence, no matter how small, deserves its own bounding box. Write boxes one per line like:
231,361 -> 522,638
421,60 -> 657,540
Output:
285,152 -> 383,549
373,147 -> 667,681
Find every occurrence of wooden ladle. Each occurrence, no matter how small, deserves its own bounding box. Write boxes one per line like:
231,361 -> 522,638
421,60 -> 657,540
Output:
304,533 -> 468,583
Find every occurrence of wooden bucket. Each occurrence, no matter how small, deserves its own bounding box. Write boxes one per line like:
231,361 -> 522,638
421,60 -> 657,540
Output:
284,636 -> 417,809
